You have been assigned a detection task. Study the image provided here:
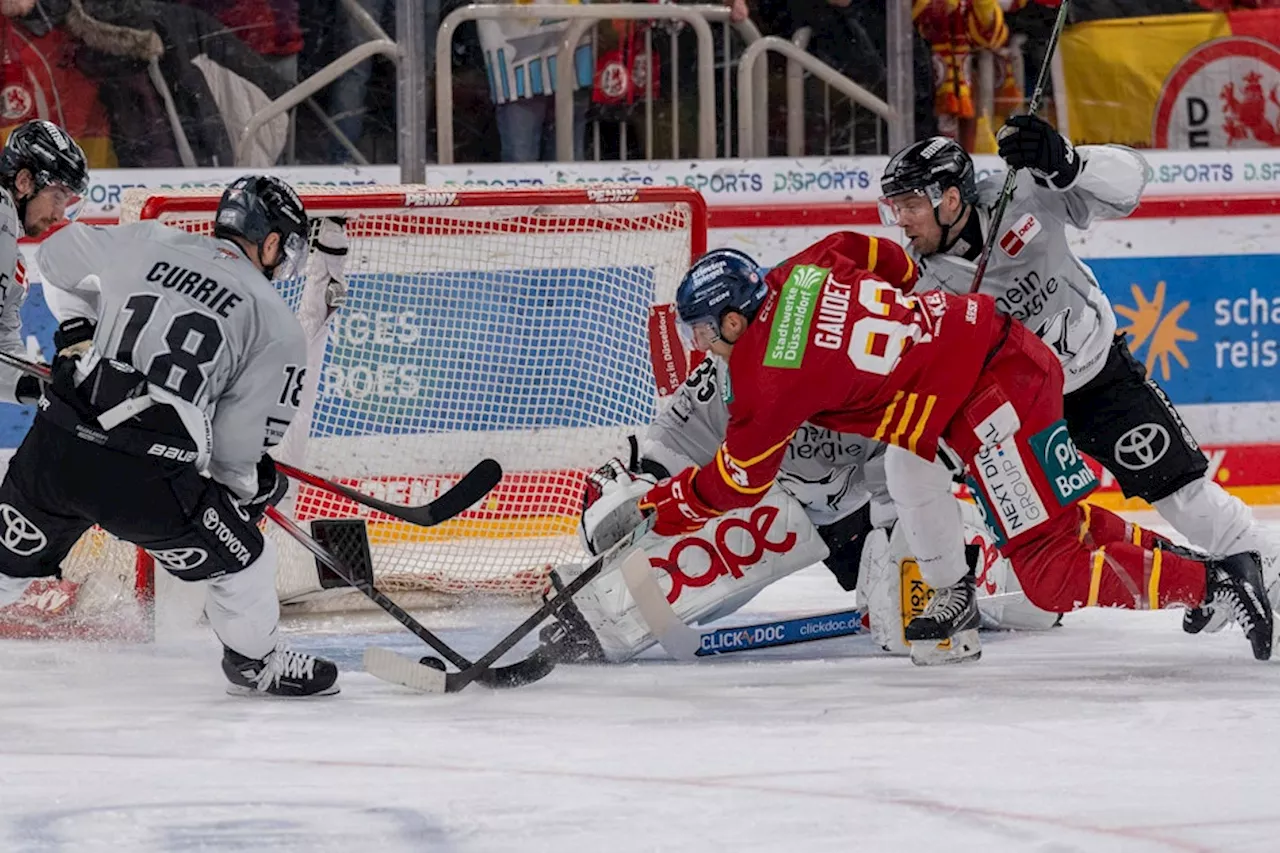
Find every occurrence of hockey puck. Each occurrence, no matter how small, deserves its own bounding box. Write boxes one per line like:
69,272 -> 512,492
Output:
418,656 -> 446,672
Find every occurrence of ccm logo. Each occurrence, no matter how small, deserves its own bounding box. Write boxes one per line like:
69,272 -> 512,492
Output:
147,443 -> 198,463
998,213 -> 1041,257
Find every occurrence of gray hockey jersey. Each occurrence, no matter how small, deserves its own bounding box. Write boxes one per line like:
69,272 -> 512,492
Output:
909,145 -> 1150,393
35,220 -> 306,500
643,356 -> 885,526
0,186 -> 29,402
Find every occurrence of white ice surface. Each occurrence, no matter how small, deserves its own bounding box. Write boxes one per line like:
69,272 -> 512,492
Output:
2,513 -> 1279,853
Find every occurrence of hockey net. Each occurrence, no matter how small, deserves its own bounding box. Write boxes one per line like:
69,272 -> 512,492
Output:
0,184 -> 704,633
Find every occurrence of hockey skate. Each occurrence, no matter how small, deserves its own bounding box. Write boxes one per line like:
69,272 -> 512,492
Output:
903,564 -> 982,666
222,645 -> 340,697
1190,551 -> 1273,661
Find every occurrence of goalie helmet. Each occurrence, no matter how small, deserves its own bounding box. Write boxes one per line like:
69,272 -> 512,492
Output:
878,136 -> 978,228
214,174 -> 310,281
675,248 -> 769,351
0,120 -> 89,225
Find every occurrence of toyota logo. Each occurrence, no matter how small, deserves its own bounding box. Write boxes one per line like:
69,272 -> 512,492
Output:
147,547 -> 209,573
1113,423 -> 1170,471
0,503 -> 47,556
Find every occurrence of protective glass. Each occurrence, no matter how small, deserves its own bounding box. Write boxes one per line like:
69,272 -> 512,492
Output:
877,187 -> 940,227
271,231 -> 308,282
676,316 -> 721,352
46,182 -> 84,222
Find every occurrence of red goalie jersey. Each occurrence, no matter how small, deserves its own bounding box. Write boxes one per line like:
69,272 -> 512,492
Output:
693,232 -> 1003,513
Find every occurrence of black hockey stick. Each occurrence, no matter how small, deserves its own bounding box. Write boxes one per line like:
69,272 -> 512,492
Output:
435,515 -> 656,693
264,504 -> 557,690
275,458 -> 504,530
0,349 -> 504,531
969,0 -> 1071,294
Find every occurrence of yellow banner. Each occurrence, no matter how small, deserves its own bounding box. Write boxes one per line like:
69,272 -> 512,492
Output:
1061,12 -> 1230,147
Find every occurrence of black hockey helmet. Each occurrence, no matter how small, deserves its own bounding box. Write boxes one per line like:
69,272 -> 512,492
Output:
879,136 -> 978,225
214,174 -> 310,281
0,120 -> 89,225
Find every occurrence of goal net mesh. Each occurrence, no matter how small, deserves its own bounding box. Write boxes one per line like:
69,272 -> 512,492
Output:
95,184 -> 702,612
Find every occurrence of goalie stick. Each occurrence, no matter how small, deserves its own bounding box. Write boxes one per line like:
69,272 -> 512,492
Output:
0,351 -> 502,530
264,504 -> 558,691
619,552 -> 867,661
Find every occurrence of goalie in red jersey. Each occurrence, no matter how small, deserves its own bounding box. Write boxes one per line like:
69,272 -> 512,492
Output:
639,234 -> 1273,664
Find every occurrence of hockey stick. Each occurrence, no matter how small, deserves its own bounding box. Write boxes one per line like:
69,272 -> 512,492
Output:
275,458 -> 503,530
366,516 -> 657,693
264,504 -> 557,691
0,350 -> 504,530
968,0 -> 1072,294
619,552 -> 868,661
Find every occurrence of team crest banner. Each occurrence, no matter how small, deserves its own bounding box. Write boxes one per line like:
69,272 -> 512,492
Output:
1060,9 -> 1280,149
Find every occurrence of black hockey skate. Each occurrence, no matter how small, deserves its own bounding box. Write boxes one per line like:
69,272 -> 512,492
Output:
1198,551 -> 1273,662
903,546 -> 982,666
222,645 -> 341,697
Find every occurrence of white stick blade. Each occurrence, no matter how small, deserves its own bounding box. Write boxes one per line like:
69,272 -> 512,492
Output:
619,548 -> 701,661
363,647 -> 447,693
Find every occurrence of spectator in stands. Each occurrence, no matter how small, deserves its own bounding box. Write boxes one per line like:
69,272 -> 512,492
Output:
0,0 -> 119,167
477,0 -> 593,162
326,0 -> 393,163
914,0 -> 1009,152
67,1 -> 294,167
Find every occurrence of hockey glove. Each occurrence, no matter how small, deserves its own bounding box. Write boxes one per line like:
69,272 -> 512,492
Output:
241,454 -> 289,523
996,114 -> 1080,189
580,455 -> 655,555
53,316 -> 95,364
311,217 -> 348,316
640,466 -> 721,537
13,374 -> 41,405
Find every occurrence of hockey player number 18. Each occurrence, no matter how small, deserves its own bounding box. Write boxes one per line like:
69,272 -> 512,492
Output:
116,293 -> 226,404
845,279 -> 929,377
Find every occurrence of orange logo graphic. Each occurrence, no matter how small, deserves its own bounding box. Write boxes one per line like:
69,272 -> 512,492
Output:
1114,281 -> 1197,381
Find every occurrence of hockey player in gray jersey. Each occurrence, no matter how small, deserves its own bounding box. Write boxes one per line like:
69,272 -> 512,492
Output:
0,174 -> 339,697
0,120 -> 90,408
545,250 -> 1056,664
879,119 -> 1280,637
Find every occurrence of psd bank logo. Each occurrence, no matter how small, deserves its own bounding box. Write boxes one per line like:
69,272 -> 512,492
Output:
1115,280 -> 1197,381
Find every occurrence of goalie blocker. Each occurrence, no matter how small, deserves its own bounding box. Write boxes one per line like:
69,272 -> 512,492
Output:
543,461 -> 1057,664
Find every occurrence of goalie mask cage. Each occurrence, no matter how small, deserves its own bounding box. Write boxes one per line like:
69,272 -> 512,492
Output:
0,184 -> 705,637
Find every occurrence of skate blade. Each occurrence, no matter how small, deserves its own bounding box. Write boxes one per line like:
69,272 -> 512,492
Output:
225,683 -> 341,699
363,647 -> 447,693
910,629 -> 982,666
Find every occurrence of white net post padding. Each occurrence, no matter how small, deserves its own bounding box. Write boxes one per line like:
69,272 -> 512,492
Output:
32,184 -> 704,621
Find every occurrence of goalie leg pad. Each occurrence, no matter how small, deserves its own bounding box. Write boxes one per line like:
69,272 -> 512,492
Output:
557,486 -> 829,662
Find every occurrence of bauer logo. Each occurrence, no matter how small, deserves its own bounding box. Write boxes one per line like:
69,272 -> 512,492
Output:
998,213 -> 1041,258
1028,420 -> 1097,506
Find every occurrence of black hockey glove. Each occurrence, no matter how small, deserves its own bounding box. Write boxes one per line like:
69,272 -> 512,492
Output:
14,374 -> 41,405
52,316 -> 95,365
241,454 -> 288,523
996,114 -> 1081,189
